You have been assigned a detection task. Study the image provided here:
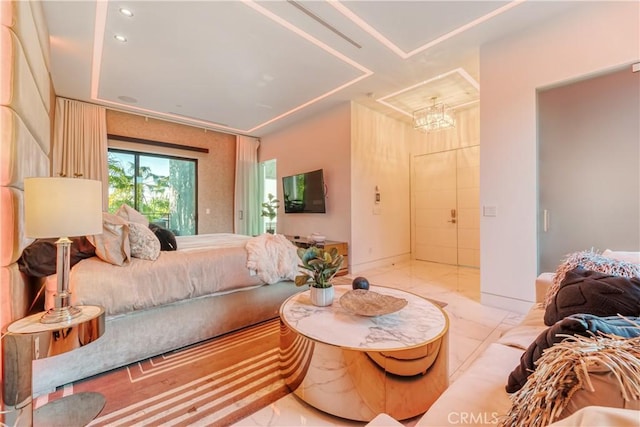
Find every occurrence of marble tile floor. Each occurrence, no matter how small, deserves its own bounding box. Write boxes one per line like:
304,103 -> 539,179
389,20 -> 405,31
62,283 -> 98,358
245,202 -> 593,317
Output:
233,260 -> 528,427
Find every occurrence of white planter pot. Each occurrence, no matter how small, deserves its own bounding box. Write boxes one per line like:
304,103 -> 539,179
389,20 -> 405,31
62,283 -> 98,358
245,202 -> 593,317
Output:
310,286 -> 334,307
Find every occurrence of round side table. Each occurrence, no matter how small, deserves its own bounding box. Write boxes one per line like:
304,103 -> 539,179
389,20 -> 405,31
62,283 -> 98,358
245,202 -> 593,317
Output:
2,305 -> 105,427
279,285 -> 449,421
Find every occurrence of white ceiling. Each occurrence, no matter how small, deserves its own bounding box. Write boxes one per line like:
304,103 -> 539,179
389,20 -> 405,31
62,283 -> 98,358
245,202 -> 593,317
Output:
42,0 -> 578,137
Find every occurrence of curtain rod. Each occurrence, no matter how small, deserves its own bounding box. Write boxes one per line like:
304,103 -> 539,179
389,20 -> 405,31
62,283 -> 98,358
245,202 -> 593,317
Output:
56,96 -> 259,139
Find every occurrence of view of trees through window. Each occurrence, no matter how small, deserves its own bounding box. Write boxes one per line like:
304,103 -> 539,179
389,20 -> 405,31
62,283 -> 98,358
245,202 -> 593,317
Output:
108,149 -> 197,236
260,159 -> 278,233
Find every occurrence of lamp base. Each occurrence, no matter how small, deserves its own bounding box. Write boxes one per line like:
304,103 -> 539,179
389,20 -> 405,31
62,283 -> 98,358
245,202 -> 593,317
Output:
40,305 -> 82,324
33,392 -> 105,427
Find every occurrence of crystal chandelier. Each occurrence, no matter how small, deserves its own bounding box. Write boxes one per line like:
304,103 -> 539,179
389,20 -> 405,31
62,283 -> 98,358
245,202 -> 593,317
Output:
413,97 -> 455,132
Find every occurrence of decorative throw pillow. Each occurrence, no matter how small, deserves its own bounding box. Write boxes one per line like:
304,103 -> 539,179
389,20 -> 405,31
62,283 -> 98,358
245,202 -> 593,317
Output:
544,249 -> 640,308
115,204 -> 149,227
544,267 -> 640,326
18,237 -> 96,277
603,249 -> 640,264
506,314 -> 640,393
87,213 -> 131,266
128,222 -> 161,260
148,223 -> 177,251
500,333 -> 640,427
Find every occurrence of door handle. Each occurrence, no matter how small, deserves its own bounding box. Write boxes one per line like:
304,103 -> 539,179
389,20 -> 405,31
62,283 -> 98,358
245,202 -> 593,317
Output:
451,209 -> 456,218
448,219 -> 456,223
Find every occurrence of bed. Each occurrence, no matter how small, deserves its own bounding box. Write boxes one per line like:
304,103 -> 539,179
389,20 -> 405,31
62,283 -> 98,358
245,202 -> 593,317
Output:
21,229 -> 302,395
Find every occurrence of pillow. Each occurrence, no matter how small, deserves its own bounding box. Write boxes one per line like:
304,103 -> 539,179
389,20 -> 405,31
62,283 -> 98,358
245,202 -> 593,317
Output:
115,204 -> 149,227
149,223 -> 177,251
506,314 -> 640,393
500,333 -> 640,427
544,267 -> 640,326
128,222 -> 160,260
18,237 -> 96,277
544,249 -> 640,308
603,249 -> 640,264
87,213 -> 131,266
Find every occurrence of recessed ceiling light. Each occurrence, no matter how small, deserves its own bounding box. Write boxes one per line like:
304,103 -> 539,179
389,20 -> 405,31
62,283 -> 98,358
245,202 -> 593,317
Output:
114,34 -> 127,43
119,8 -> 134,17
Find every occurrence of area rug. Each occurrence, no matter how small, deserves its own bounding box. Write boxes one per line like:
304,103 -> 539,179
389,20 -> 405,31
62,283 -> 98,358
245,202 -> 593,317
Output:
35,319 -> 288,427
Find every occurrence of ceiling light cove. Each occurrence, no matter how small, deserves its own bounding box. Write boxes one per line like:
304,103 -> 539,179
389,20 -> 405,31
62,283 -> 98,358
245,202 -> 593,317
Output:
114,34 -> 127,43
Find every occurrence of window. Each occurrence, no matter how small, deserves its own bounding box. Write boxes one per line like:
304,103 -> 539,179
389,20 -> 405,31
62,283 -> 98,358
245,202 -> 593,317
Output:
108,149 -> 197,235
259,159 -> 278,233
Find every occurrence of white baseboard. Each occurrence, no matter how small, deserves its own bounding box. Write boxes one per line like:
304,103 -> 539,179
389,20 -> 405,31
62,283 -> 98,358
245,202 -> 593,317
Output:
481,292 -> 534,314
350,253 -> 411,275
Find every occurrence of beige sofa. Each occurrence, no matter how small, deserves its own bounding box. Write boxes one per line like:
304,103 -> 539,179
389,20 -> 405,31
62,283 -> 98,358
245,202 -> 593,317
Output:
369,264 -> 640,427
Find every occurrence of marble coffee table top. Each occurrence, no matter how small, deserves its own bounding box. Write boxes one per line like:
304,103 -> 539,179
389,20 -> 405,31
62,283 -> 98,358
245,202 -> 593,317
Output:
280,285 -> 448,351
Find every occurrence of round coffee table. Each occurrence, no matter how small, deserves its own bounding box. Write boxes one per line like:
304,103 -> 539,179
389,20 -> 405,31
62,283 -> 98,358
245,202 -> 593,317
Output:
279,285 -> 449,421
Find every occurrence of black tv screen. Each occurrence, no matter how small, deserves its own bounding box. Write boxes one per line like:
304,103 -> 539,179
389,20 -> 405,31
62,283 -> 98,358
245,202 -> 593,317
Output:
282,169 -> 326,213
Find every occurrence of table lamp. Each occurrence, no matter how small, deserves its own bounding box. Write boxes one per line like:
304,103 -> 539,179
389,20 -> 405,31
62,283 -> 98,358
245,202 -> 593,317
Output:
24,177 -> 103,323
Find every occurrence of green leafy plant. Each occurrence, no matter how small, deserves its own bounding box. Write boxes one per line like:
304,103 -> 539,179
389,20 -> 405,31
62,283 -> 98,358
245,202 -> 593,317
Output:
295,246 -> 344,289
261,193 -> 280,233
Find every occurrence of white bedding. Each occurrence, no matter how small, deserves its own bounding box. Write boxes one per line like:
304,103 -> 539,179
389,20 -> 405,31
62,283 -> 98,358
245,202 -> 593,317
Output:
68,233 -> 293,316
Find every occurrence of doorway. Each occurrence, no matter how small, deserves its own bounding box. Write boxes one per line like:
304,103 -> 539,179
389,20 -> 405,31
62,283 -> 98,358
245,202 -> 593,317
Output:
411,146 -> 480,267
537,67 -> 640,272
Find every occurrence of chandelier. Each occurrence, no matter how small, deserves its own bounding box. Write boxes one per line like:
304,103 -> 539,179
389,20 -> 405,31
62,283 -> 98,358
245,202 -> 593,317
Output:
413,97 -> 455,132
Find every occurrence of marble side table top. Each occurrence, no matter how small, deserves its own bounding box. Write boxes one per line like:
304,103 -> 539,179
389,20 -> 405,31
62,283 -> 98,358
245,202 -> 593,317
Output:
280,285 -> 447,351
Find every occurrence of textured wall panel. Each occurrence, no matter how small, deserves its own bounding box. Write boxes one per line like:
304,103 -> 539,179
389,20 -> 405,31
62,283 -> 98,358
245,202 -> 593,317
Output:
106,110 -> 236,234
0,27 -> 50,150
0,187 -> 31,267
5,0 -> 51,113
0,106 -> 49,188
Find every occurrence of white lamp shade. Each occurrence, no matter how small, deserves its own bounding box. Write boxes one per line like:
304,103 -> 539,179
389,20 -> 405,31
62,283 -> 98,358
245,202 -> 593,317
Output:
25,177 -> 103,238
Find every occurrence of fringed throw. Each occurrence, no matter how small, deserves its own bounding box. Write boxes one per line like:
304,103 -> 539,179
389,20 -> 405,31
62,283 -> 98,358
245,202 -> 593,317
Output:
500,331 -> 640,427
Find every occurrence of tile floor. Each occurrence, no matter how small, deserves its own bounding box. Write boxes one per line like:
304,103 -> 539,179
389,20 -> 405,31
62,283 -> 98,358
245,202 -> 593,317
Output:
234,260 -> 527,427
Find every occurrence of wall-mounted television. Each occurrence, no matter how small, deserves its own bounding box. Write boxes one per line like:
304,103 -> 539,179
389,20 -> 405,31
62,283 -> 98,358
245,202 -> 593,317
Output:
282,169 -> 326,214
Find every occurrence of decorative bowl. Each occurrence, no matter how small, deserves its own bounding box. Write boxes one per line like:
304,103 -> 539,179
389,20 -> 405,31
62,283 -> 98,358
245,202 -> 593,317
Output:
339,289 -> 407,316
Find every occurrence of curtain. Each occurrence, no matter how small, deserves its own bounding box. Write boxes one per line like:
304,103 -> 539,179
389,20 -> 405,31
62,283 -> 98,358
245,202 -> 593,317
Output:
52,98 -> 108,209
234,135 -> 260,236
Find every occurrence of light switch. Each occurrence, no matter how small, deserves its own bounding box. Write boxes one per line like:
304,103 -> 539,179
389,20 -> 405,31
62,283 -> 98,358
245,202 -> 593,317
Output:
483,206 -> 497,217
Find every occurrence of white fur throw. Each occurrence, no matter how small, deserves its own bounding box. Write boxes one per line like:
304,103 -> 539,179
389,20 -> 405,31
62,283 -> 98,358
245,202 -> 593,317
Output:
246,234 -> 300,285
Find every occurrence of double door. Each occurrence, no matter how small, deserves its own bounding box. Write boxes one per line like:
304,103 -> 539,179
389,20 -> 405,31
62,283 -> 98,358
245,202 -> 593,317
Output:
411,146 -> 480,267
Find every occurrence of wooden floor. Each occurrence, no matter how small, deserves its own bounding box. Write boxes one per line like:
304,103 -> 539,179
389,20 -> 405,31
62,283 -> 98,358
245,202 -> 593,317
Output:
38,319 -> 289,426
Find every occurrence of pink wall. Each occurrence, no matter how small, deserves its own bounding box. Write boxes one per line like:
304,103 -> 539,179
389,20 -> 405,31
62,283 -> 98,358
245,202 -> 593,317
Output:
480,1 -> 640,312
259,103 -> 351,244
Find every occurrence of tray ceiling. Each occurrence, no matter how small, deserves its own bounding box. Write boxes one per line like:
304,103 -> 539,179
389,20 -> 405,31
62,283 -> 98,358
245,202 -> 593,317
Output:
42,0 -> 578,136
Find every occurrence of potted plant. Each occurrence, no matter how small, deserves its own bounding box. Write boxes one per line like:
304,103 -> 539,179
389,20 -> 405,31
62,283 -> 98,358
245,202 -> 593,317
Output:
261,193 -> 280,234
295,246 -> 344,306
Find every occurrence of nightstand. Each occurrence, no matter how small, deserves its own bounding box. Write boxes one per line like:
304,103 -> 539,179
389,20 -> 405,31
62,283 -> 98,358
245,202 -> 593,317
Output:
2,305 -> 105,427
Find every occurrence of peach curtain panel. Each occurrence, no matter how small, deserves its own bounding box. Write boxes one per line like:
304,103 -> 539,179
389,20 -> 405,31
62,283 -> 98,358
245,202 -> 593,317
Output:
53,98 -> 108,208
234,135 -> 260,236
